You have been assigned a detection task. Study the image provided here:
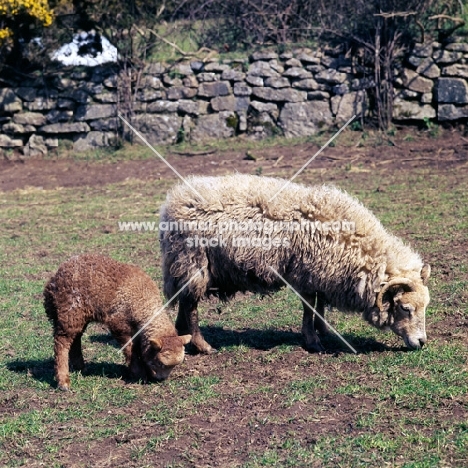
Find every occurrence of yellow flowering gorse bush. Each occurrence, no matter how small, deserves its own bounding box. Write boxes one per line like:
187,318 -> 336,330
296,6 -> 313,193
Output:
0,0 -> 53,42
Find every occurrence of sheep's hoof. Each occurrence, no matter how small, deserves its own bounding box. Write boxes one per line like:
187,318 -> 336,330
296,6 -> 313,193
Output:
57,384 -> 70,392
304,341 -> 325,353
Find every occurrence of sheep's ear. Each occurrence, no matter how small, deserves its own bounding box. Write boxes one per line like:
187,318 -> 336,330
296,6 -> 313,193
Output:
421,263 -> 431,285
150,338 -> 163,352
179,334 -> 192,345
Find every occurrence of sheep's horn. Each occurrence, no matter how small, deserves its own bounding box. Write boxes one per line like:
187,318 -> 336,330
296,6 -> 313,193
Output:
376,277 -> 415,310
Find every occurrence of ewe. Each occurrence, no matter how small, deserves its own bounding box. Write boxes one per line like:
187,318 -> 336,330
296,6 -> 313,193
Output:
160,174 -> 430,354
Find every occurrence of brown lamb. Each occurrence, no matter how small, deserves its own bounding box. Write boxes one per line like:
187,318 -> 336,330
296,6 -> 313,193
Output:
44,254 -> 191,391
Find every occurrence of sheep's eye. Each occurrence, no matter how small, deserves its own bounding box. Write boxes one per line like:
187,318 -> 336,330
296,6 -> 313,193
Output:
400,304 -> 412,314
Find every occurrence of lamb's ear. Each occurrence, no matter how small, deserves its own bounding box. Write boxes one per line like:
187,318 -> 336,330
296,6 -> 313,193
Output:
421,263 -> 431,285
373,264 -> 387,293
150,338 -> 163,352
179,334 -> 192,345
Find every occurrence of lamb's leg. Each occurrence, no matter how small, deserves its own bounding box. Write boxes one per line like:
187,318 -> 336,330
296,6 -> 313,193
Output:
178,296 -> 216,354
54,334 -> 74,391
301,293 -> 325,353
69,333 -> 85,371
109,325 -> 148,382
314,293 -> 329,335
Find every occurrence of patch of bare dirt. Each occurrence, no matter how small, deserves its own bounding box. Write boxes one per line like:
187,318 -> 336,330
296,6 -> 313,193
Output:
1,129 -> 468,193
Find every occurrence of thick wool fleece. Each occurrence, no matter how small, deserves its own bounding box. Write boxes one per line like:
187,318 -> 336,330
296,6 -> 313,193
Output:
160,174 -> 424,313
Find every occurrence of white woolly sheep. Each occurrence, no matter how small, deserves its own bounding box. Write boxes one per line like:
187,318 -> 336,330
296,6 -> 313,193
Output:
44,254 -> 191,390
159,174 -> 430,354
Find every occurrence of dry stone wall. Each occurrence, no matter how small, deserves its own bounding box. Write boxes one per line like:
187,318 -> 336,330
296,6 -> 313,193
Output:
1,39 -> 468,155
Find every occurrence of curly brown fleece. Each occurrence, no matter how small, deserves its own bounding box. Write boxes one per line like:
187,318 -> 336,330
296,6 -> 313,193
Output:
44,254 -> 190,390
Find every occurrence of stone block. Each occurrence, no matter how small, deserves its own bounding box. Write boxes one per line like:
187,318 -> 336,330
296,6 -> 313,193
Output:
264,77 -> 290,88
234,82 -> 252,96
416,59 -> 440,79
0,134 -> 23,147
291,79 -> 318,91
248,61 -> 280,78
198,81 -> 232,98
393,99 -> 436,120
133,114 -> 181,145
41,122 -> 91,133
147,100 -> 178,113
73,131 -> 115,152
315,69 -> 347,84
442,64 -> 468,79
433,50 -> 463,64
24,135 -> 47,157
167,86 -> 198,100
438,104 -> 468,120
251,87 -> 306,102
437,78 -> 468,103
24,98 -> 55,112
222,69 -> 246,81
331,91 -> 366,122
190,112 -> 236,142
401,69 -> 433,93
279,101 -> 333,137
90,118 -> 119,131
204,62 -> 230,72
76,104 -> 116,121
250,51 -> 278,61
13,112 -> 46,126
211,95 -> 237,112
46,110 -> 73,124
246,75 -> 264,87
197,73 -> 219,82
0,88 -> 22,113
282,67 -> 313,79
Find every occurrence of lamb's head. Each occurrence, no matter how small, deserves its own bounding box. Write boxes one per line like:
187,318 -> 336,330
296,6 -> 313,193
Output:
142,334 -> 191,381
367,264 -> 431,349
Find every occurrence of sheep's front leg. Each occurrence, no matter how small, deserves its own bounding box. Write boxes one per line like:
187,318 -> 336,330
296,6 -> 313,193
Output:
314,293 -> 329,336
178,296 -> 216,354
110,326 -> 148,382
301,294 -> 325,353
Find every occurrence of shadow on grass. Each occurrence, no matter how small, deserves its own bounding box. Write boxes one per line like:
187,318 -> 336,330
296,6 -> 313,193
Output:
6,357 -> 127,389
195,325 -> 404,354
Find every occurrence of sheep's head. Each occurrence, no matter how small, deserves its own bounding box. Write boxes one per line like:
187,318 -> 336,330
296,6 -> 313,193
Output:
368,264 -> 431,349
143,334 -> 191,381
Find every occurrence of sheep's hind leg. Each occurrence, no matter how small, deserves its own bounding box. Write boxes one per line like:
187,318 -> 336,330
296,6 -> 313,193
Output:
54,334 -> 75,391
314,293 -> 330,336
69,332 -> 85,371
301,293 -> 325,353
178,296 -> 216,354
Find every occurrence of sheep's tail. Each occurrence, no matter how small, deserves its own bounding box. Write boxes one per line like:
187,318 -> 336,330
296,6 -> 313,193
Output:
43,278 -> 58,323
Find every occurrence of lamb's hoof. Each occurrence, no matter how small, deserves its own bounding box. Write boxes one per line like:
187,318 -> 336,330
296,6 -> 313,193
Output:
58,384 -> 70,392
203,347 -> 218,355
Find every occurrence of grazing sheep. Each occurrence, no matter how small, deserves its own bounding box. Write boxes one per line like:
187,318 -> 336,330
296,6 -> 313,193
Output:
44,254 -> 191,390
159,174 -> 430,354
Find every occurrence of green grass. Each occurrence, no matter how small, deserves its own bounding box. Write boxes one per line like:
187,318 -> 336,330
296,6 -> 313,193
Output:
0,141 -> 467,466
